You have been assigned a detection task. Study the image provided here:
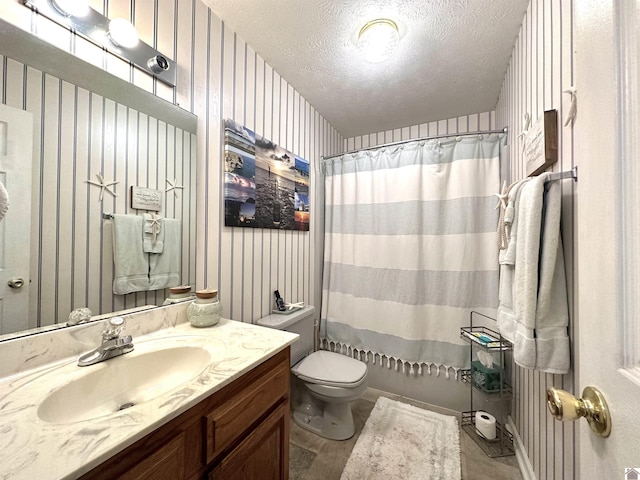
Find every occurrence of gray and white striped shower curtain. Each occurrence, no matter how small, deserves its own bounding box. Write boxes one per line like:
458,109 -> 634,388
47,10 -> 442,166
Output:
320,134 -> 503,377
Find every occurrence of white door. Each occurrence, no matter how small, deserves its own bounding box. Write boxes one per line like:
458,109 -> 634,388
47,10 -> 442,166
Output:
0,103 -> 33,335
574,0 -> 640,476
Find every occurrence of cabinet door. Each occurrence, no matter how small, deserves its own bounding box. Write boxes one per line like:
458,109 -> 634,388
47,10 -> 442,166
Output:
203,358 -> 289,464
208,403 -> 289,480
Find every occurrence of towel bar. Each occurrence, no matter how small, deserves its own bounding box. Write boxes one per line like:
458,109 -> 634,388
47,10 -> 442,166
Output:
544,166 -> 578,183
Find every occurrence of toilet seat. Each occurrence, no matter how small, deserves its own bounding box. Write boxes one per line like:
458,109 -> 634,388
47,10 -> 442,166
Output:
292,350 -> 367,388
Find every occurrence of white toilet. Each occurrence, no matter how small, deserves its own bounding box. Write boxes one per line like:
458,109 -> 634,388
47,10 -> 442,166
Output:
257,306 -> 368,440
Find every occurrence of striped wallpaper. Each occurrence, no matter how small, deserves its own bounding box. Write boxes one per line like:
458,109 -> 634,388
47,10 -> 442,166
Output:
496,0 -> 577,478
0,0 -> 342,330
190,5 -> 342,322
345,111 -> 497,151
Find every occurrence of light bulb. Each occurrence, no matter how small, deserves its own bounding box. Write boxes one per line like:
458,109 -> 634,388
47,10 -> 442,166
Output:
357,19 -> 399,64
50,0 -> 90,17
108,18 -> 139,49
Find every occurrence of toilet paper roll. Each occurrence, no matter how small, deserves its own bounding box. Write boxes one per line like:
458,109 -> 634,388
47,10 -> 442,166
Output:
475,411 -> 497,440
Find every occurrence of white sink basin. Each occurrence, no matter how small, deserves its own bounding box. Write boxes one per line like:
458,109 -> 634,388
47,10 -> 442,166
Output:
37,345 -> 212,424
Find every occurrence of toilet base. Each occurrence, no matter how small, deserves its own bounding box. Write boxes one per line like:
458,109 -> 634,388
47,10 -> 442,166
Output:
293,400 -> 356,440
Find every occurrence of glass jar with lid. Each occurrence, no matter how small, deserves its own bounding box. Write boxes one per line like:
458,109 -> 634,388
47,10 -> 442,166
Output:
163,285 -> 195,305
187,288 -> 222,327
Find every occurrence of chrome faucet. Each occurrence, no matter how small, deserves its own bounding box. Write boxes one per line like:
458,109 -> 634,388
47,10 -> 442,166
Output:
78,316 -> 134,367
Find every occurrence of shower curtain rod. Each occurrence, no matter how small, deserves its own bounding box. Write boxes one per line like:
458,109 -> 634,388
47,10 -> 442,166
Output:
321,127 -> 508,161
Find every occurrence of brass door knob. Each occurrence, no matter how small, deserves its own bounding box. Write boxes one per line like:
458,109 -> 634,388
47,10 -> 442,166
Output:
546,386 -> 611,437
7,277 -> 25,289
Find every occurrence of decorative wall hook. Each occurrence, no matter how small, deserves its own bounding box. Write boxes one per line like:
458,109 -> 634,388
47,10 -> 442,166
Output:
86,173 -> 118,201
518,113 -> 531,154
517,113 -> 531,140
564,87 -> 577,126
165,178 -> 184,197
494,180 -> 508,210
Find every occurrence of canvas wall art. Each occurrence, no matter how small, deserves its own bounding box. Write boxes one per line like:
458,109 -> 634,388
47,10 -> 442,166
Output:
223,119 -> 310,231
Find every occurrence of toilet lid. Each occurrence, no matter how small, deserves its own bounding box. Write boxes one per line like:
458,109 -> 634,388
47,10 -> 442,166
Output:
293,351 -> 367,387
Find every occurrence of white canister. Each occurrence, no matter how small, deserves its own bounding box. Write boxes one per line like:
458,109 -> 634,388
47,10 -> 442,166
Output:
187,288 -> 222,327
163,285 -> 195,305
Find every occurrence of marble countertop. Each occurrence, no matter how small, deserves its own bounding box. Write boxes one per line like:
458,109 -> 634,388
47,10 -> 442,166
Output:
0,318 -> 298,480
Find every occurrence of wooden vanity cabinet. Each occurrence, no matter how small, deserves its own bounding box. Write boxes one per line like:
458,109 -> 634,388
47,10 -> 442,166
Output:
208,402 -> 288,480
79,347 -> 291,480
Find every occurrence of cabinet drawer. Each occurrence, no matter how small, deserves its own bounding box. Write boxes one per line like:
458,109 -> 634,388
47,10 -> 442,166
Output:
119,434 -> 185,480
204,358 -> 289,464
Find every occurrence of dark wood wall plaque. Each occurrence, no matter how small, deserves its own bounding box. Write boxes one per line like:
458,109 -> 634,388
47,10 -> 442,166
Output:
524,109 -> 558,176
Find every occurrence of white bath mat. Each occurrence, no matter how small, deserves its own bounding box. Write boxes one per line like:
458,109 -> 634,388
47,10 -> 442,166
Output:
341,396 -> 461,480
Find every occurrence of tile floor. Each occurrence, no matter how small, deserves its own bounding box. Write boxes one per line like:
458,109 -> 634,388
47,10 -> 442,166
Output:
289,388 -> 523,480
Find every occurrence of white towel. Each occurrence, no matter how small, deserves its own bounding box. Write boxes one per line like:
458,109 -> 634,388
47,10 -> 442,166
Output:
500,179 -> 530,266
512,176 -> 545,369
496,179 -> 529,342
534,180 -> 570,373
149,218 -> 181,291
143,213 -> 164,253
112,214 -> 150,295
498,174 -> 570,374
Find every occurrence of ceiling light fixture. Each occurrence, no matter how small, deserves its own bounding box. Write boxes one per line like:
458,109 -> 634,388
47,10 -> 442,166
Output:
49,0 -> 90,17
108,18 -> 139,49
357,18 -> 400,63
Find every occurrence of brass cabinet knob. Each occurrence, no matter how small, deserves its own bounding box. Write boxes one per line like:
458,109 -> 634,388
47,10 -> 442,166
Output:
546,386 -> 611,437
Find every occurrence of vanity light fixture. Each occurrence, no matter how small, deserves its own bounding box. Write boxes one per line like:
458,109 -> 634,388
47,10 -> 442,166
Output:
21,0 -> 176,87
108,18 -> 139,49
357,18 -> 400,63
49,0 -> 90,17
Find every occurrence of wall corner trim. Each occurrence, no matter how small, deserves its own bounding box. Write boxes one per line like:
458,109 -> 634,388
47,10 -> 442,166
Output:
507,415 -> 536,480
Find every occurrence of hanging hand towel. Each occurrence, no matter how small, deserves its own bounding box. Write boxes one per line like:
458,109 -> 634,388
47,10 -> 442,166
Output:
0,180 -> 9,221
501,179 -> 530,266
534,179 -> 570,374
497,178 -> 530,342
149,218 -> 181,291
512,176 -> 545,370
143,213 -> 164,253
112,214 -> 150,295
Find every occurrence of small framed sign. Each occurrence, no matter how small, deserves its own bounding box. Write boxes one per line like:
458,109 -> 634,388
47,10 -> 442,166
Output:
130,186 -> 162,211
524,109 -> 558,176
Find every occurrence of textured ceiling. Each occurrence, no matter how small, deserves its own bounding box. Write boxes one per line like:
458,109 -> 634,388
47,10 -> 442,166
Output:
201,0 -> 529,138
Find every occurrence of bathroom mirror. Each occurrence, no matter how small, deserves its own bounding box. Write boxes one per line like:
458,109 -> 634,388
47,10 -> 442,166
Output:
0,19 -> 198,340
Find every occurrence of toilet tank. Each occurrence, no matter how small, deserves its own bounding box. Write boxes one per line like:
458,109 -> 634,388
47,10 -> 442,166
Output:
256,306 -> 315,365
